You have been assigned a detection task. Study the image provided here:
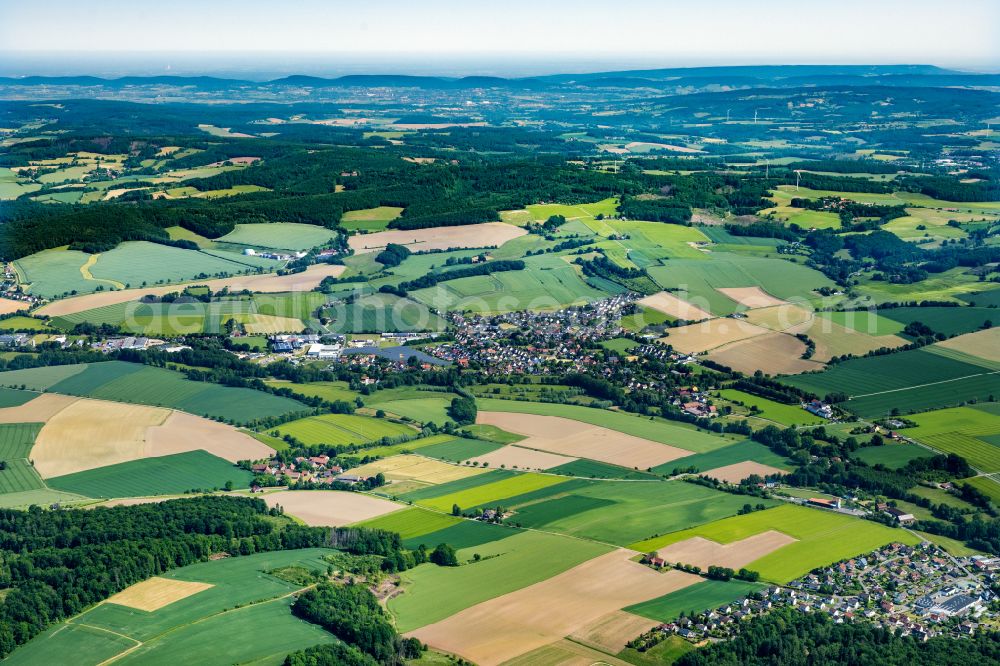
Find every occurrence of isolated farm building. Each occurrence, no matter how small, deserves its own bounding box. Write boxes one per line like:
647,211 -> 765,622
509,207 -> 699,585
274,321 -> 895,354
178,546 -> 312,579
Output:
884,507 -> 915,524
804,400 -> 833,418
807,497 -> 842,510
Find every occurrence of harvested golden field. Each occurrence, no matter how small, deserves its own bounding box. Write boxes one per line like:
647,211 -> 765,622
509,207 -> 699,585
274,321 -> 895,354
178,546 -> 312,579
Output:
467,444 -> 577,471
717,287 -> 787,309
656,531 -> 797,570
34,263 -> 345,317
262,490 -> 403,526
242,313 -> 306,334
146,411 -> 274,463
408,549 -> 700,666
349,454 -> 486,485
32,399 -> 171,478
568,610 -> 660,654
637,291 -> 712,320
744,304 -> 813,332
0,393 -> 77,423
348,222 -> 526,254
476,412 -> 691,469
707,331 -> 821,375
700,461 -> 788,484
0,298 -> 28,315
106,576 -> 213,612
660,318 -> 770,354
788,319 -> 907,363
935,327 -> 1000,363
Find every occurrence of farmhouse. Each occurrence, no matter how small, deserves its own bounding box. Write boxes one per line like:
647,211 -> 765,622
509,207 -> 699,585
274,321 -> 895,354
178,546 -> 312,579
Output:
804,400 -> 833,419
884,507 -> 915,524
807,497 -> 842,510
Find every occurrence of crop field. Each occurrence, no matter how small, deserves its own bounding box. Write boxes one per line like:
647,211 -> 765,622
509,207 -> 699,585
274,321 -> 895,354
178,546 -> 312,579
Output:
389,530 -> 612,632
0,393 -> 79,424
366,396 -> 454,425
352,506 -> 462,539
409,254 -> 609,313
646,253 -> 833,316
933,327 -> 1000,364
409,549 -> 700,666
963,476 -> 1000,505
0,388 -> 35,408
467,444 -> 577,471
477,411 -> 691,469
521,197 -> 619,222
661,317 -> 770,354
781,347 -> 998,416
0,423 -> 44,494
413,472 -> 569,512
262,379 -> 358,403
340,206 -> 404,231
506,479 -> 777,546
47,450 -> 252,497
348,222 -> 527,255
701,461 -> 788,483
707,331 -> 819,376
0,315 -> 50,330
638,291 -> 713,320
273,413 -> 414,446
325,293 -> 446,333
7,549 -> 338,666
548,458 -> 659,480
625,579 -> 766,623
718,389 -> 825,426
961,288 -> 1000,308
904,406 -> 1000,472
819,310 -> 906,336
217,222 -> 337,251
401,519 -> 517,551
262,490 -> 403,525
853,443 -> 937,469
630,504 -> 921,583
788,317 -> 908,362
415,436 -> 505,461
350,454 -> 487,485
14,361 -> 306,423
475,398 -> 733,453
879,307 -> 997,336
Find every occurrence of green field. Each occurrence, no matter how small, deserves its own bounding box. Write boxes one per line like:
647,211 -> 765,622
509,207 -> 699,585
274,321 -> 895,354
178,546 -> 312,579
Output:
625,579 -> 765,622
340,206 -> 404,231
0,316 -> 51,331
412,472 -> 568,512
389,530 -> 611,632
630,504 -> 920,583
879,307 -> 997,336
415,436 -> 505,462
0,361 -> 305,424
665,440 -> 792,474
903,406 -> 1000,472
853,443 -> 937,469
600,337 -> 640,353
274,412 -> 415,446
475,398 -> 732,453
506,479 -> 778,546
6,549 -> 338,666
818,311 -> 905,336
217,223 -> 337,251
409,253 -> 610,314
15,242 -> 266,298
400,519 -> 517,551
962,476 -> 1000,505
781,347 -> 998,417
324,293 -> 446,333
618,635 -> 694,666
352,506 -> 462,539
0,423 -> 44,494
366,396 -> 455,426
547,458 -> 659,480
47,451 -> 254,497
0,387 -> 37,407
263,379 -> 358,403
718,389 -> 825,427
646,253 -> 833,316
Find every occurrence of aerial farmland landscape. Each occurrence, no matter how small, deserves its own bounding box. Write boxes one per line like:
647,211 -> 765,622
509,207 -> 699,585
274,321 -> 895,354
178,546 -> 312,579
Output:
0,1 -> 999,664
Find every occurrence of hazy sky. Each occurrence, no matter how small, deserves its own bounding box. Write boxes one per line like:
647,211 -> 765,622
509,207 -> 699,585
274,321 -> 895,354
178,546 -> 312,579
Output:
2,0 -> 998,74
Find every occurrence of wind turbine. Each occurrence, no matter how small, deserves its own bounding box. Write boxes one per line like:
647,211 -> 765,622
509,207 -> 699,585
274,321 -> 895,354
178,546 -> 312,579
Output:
795,170 -> 802,191
765,158 -> 770,179
753,109 -> 758,125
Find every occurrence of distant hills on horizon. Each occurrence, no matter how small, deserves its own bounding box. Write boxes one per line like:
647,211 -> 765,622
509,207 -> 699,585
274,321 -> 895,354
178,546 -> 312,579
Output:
2,64 -> 998,91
